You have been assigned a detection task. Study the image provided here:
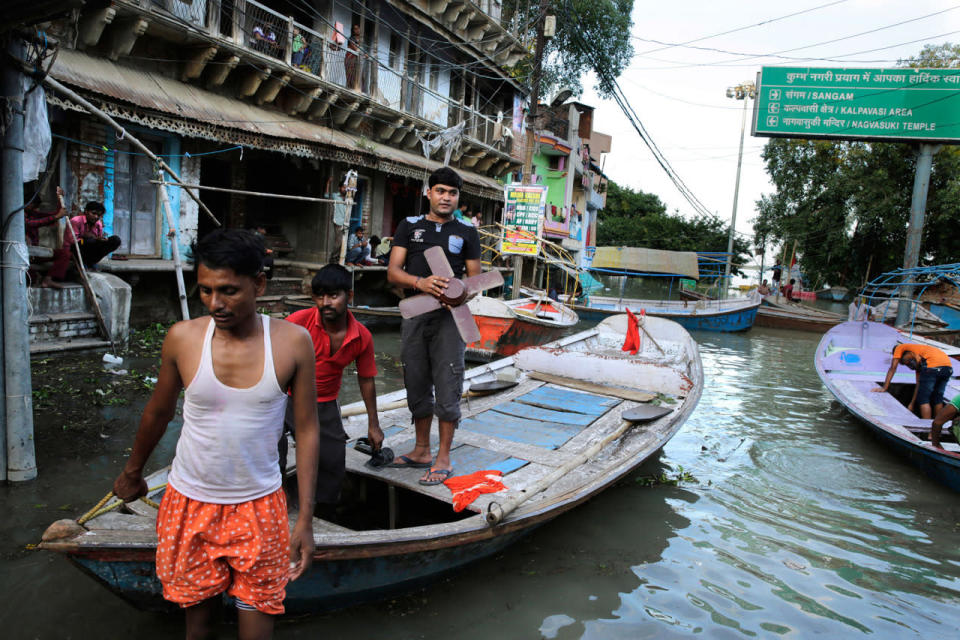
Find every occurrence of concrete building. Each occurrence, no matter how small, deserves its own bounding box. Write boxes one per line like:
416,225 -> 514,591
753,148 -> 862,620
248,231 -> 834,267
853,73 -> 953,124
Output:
515,100 -> 610,268
29,0 -> 529,319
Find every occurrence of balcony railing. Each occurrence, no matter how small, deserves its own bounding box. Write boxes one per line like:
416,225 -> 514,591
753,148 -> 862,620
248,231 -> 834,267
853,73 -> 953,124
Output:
146,0 -> 508,151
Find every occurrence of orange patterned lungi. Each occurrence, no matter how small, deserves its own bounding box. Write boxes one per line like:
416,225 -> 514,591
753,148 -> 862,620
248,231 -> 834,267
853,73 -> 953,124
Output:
155,484 -> 290,615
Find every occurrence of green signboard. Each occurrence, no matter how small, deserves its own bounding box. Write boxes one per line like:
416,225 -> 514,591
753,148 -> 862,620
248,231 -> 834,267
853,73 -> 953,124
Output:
753,67 -> 960,143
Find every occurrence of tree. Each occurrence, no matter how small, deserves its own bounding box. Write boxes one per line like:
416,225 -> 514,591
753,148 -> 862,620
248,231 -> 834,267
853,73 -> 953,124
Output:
597,181 -> 751,269
752,43 -> 960,290
503,0 -> 634,99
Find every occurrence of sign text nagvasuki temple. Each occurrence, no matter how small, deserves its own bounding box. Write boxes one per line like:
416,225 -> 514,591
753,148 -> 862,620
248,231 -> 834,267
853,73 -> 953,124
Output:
752,67 -> 960,143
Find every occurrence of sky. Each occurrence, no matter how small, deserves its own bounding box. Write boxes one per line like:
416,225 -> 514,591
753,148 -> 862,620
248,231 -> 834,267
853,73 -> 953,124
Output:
580,0 -> 960,253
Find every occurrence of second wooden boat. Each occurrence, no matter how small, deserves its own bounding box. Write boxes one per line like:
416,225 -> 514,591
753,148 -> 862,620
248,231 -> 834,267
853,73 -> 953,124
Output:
573,291 -> 760,332
465,294 -> 579,362
816,321 -> 960,491
756,296 -> 845,332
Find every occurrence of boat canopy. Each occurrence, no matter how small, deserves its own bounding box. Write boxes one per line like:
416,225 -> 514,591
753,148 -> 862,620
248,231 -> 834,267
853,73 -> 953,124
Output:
590,247 -> 700,280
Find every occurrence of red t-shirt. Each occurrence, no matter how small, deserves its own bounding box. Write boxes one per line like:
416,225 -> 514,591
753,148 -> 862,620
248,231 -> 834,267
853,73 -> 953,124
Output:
285,307 -> 377,402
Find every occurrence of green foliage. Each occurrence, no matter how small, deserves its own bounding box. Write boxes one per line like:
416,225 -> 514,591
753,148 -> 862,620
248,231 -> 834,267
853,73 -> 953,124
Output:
636,465 -> 697,487
597,181 -> 751,270
503,0 -> 635,99
753,44 -> 960,289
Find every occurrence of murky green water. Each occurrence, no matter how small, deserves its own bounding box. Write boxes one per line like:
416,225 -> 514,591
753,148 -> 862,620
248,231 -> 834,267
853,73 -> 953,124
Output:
4,324 -> 960,639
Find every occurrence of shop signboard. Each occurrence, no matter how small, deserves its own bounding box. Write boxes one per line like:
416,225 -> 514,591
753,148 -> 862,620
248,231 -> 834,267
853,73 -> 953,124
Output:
500,183 -> 546,256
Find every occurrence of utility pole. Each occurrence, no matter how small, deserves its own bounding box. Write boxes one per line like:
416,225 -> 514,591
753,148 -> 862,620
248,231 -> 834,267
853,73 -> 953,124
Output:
895,143 -> 940,326
723,81 -> 755,299
515,0 -> 548,299
2,35 -> 36,481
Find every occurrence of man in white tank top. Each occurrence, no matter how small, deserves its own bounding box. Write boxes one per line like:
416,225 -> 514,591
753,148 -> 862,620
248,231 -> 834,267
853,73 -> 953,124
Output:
113,229 -> 320,638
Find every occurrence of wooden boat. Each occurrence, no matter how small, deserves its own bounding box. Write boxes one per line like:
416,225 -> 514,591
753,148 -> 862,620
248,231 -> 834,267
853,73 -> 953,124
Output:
756,296 -> 845,332
39,315 -> 702,615
573,291 -> 760,332
579,246 -> 760,332
825,286 -> 849,301
465,294 -> 579,362
815,321 -> 960,491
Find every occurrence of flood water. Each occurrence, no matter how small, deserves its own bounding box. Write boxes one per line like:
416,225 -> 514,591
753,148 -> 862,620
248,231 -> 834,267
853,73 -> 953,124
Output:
4,322 -> 960,639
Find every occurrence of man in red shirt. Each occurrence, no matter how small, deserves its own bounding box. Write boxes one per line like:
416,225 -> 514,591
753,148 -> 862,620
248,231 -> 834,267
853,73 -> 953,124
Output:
25,186 -> 70,288
283,264 -> 382,517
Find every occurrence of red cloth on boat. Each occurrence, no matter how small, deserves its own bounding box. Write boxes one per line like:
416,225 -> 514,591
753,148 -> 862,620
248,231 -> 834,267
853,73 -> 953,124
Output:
622,308 -> 641,355
444,470 -> 507,512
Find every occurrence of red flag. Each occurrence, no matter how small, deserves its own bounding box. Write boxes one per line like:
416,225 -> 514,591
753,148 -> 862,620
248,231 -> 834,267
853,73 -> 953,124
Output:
622,308 -> 640,355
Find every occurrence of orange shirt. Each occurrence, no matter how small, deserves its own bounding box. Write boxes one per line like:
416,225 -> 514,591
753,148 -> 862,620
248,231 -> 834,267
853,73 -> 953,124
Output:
893,343 -> 951,368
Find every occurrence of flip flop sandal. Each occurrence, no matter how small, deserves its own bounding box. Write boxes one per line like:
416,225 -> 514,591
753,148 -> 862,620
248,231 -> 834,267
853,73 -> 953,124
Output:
386,455 -> 432,469
419,468 -> 453,486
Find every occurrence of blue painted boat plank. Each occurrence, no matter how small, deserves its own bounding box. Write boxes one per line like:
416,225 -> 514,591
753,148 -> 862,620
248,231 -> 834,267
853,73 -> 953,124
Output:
448,444 -> 511,475
516,386 -> 618,415
488,457 -> 529,475
469,409 -> 584,440
492,401 -> 596,426
460,413 -> 580,449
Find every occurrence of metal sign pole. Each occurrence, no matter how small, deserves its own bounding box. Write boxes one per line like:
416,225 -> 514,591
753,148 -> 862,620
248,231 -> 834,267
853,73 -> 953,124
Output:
895,143 -> 940,326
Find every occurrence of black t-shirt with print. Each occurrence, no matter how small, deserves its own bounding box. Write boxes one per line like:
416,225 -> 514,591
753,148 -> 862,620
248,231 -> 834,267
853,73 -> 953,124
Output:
393,215 -> 481,279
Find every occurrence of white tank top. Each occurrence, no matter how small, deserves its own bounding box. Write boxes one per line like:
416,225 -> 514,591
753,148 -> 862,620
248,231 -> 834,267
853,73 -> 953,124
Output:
168,315 -> 288,504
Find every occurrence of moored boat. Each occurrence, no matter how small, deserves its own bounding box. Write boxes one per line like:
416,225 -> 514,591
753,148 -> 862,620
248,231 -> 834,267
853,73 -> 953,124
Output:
756,296 -> 845,332
39,315 -> 702,615
580,246 -> 760,332
465,294 -> 579,362
815,321 -> 960,491
573,291 -> 760,332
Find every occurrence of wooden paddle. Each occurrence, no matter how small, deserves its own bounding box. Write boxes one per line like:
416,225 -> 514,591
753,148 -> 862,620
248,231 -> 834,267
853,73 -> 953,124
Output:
485,404 -> 673,525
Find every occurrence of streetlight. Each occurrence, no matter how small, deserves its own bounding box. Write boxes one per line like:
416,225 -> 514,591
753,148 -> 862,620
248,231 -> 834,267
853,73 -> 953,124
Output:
722,81 -> 756,298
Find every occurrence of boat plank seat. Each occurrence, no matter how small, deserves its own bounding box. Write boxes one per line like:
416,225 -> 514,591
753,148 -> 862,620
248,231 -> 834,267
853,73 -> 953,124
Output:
515,385 -> 620,416
461,412 -> 583,449
489,400 -> 597,427
838,379 -> 935,431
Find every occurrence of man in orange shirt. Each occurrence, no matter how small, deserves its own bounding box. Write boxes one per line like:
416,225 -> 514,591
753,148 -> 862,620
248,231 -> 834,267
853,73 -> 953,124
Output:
873,343 -> 954,418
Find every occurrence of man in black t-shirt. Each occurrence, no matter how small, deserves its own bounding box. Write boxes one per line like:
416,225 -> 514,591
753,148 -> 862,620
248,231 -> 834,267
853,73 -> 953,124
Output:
387,167 -> 481,485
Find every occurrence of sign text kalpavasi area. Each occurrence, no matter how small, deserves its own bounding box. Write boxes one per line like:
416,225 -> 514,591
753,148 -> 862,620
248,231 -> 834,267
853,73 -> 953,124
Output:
752,67 -> 960,143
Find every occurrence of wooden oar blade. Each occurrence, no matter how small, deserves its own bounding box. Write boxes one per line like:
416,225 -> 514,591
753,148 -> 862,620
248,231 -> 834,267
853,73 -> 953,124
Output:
425,246 -> 455,279
621,405 -> 672,423
464,270 -> 504,295
399,294 -> 442,318
469,380 -> 519,394
450,304 -> 482,343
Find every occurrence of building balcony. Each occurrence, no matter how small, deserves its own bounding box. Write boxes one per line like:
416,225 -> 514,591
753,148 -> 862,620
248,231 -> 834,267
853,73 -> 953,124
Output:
74,0 -> 521,176
400,1 -> 527,69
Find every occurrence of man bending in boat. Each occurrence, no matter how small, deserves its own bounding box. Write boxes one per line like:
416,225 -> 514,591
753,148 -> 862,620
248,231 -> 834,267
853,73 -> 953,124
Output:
113,229 -> 320,639
282,264 -> 382,519
872,343 -> 954,419
928,395 -> 960,450
387,167 -> 481,485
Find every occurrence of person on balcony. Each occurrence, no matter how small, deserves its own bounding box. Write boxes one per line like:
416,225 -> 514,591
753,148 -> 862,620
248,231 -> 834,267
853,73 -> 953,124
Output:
291,27 -> 308,68
345,24 -> 362,91
251,23 -> 278,55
